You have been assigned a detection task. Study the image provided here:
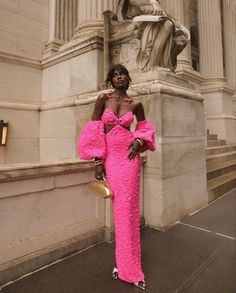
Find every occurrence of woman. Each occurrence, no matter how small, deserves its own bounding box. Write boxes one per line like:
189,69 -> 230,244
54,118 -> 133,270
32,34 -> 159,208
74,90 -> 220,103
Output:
78,64 -> 156,290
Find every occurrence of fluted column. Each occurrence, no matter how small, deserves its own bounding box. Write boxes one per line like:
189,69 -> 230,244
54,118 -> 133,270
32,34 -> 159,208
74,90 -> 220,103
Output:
223,0 -> 236,116
197,0 -> 224,81
44,0 -> 77,57
223,0 -> 236,90
162,0 -> 192,68
43,0 -> 64,57
74,0 -> 118,38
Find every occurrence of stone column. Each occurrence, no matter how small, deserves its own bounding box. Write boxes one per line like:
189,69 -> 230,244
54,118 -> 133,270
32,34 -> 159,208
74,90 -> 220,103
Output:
197,0 -> 224,81
74,0 -> 118,38
223,0 -> 236,117
197,0 -> 236,143
43,0 -> 77,57
223,1 -> 236,87
164,0 -> 192,68
43,0 -> 64,57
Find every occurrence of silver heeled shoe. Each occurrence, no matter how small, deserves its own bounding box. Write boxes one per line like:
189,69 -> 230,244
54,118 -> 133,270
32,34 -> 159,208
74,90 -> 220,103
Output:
134,280 -> 146,290
112,267 -> 119,279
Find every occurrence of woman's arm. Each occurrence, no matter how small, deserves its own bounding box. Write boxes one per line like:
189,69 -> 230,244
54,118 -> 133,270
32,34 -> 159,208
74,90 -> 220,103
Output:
92,94 -> 107,179
127,101 -> 145,160
92,94 -> 107,120
133,101 -> 156,152
77,94 -> 108,179
134,101 -> 145,121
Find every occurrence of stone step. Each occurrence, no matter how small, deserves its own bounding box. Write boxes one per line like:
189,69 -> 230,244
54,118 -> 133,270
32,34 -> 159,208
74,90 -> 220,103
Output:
207,134 -> 218,140
207,159 -> 236,180
206,151 -> 236,168
207,139 -> 226,147
207,171 -> 236,202
206,144 -> 236,156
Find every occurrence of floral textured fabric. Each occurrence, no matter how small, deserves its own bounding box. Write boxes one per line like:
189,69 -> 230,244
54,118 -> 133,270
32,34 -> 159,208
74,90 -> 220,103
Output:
78,109 -> 156,283
78,120 -> 107,160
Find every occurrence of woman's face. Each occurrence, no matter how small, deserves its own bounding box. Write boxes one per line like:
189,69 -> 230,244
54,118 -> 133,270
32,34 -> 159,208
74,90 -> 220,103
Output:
111,70 -> 129,89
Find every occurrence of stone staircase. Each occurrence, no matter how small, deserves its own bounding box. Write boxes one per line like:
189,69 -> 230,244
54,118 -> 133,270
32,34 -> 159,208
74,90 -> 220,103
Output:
206,130 -> 236,202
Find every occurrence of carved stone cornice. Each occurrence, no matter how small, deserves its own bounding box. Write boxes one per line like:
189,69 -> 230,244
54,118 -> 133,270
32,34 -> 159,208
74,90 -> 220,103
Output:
0,101 -> 40,111
40,74 -> 202,112
43,39 -> 65,58
176,67 -> 202,84
0,51 -> 41,69
0,159 -> 92,183
42,31 -> 104,69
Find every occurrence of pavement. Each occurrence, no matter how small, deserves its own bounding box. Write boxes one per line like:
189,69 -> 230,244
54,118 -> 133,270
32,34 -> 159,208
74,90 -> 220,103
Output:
1,189 -> 235,293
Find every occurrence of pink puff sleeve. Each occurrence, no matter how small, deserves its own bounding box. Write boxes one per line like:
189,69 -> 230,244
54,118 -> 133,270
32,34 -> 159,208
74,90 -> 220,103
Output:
77,120 -> 106,160
133,119 -> 156,153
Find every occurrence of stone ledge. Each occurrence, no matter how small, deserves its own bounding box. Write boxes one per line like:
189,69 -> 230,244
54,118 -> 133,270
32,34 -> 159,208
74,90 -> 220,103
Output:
0,157 -> 147,183
0,101 -> 40,111
42,32 -> 104,69
0,51 -> 41,69
176,66 -> 203,84
0,159 -> 93,183
206,115 -> 236,120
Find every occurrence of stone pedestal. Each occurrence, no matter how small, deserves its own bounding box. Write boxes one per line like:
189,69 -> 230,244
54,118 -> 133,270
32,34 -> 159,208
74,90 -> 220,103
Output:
129,70 -> 208,229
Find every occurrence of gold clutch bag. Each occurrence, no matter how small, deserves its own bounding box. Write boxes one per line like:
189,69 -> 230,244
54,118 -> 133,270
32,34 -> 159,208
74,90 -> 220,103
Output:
89,178 -> 113,199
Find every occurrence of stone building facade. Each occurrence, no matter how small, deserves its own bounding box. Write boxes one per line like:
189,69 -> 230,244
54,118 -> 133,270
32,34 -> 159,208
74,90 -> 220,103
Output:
0,0 -> 235,285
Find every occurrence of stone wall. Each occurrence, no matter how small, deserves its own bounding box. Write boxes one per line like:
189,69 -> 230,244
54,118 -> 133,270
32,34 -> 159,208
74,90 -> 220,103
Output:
0,0 -> 49,164
0,0 -> 48,59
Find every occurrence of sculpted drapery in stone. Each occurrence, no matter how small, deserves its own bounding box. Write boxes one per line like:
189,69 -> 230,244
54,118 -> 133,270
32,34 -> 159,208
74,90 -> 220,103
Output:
117,0 -> 190,71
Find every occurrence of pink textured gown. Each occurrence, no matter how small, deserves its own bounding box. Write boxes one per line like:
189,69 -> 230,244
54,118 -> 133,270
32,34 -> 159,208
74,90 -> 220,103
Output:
78,108 -> 156,283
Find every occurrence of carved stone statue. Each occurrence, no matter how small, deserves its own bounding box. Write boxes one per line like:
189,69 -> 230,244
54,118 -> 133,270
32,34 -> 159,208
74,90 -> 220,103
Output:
117,0 -> 190,71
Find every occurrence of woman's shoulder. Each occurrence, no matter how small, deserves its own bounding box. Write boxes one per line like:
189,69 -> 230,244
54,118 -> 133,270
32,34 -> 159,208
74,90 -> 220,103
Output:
96,92 -> 111,106
97,92 -> 109,100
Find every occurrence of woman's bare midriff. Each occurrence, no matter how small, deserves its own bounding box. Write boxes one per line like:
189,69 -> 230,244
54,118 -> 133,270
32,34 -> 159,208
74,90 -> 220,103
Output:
104,124 -> 130,134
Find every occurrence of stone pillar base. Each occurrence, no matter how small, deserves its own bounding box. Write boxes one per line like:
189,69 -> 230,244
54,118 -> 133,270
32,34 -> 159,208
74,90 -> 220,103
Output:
43,40 -> 65,58
202,82 -> 236,144
73,21 -> 104,40
206,115 -> 236,144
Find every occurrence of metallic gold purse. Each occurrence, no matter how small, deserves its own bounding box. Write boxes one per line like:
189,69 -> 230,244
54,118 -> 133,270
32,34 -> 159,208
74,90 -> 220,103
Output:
89,178 -> 113,199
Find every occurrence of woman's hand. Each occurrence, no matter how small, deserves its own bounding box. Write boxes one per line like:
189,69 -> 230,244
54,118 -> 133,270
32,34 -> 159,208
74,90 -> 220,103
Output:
95,163 -> 106,180
127,139 -> 141,160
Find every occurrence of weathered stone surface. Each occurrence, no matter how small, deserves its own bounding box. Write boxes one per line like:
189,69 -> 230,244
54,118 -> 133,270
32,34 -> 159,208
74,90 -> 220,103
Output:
42,49 -> 104,101
4,138 -> 39,164
0,7 -> 48,41
0,176 -> 54,199
0,62 -> 42,102
161,94 -> 205,137
0,109 -> 39,138
0,165 -> 105,266
40,138 -> 76,162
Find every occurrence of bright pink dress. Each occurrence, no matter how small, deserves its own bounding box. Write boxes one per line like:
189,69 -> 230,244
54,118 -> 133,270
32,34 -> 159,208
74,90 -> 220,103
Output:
78,108 -> 156,283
